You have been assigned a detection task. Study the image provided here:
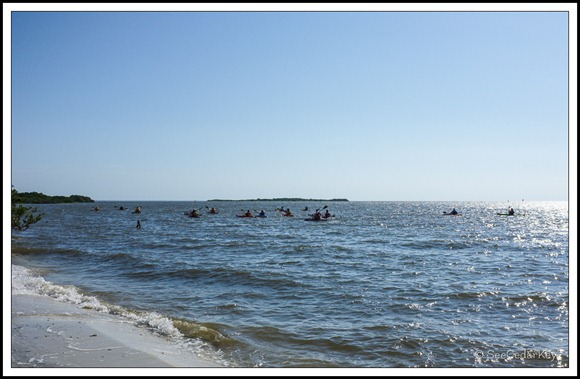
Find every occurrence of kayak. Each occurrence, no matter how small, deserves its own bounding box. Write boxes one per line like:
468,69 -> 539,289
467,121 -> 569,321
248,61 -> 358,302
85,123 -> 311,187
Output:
184,211 -> 201,218
256,214 -> 267,218
305,217 -> 334,222
443,212 -> 461,216
237,215 -> 254,218
497,213 -> 515,216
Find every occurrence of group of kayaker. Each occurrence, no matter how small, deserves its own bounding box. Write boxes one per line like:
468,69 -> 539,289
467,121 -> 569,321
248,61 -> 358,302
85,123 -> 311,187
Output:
187,206 -> 217,218
310,209 -> 333,221
185,206 -> 334,219
239,208 -> 290,218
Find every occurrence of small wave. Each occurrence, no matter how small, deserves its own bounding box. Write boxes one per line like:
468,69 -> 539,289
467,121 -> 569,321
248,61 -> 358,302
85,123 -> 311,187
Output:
12,265 -> 109,311
500,293 -> 568,310
172,318 -> 240,349
451,291 -> 500,300
11,264 -> 230,366
11,245 -> 82,257
102,251 -> 139,263
362,324 -> 396,332
242,325 -> 363,355
156,266 -> 304,291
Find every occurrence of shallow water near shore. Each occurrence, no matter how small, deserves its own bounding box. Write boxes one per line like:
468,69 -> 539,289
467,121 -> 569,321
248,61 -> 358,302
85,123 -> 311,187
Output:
11,201 -> 569,368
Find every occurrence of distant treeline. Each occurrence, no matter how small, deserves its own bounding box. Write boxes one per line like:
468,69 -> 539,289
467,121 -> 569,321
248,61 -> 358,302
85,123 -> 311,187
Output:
208,198 -> 349,202
13,191 -> 95,204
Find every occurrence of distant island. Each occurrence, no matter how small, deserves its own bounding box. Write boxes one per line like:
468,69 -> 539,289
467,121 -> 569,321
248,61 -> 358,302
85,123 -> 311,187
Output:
13,191 -> 95,204
207,198 -> 349,202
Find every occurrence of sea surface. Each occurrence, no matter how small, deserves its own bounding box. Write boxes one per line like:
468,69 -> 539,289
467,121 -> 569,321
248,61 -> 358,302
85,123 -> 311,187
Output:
11,201 -> 569,368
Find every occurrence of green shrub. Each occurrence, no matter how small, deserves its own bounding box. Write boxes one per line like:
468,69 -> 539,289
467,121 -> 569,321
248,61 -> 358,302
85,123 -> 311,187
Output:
11,187 -> 43,231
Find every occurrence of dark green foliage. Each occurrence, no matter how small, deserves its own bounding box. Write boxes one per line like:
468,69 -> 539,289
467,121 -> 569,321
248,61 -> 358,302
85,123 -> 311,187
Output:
11,188 -> 43,231
208,198 -> 349,202
13,191 -> 94,204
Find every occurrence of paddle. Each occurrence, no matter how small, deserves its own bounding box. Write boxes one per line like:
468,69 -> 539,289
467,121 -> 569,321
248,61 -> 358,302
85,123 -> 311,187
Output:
308,206 -> 329,217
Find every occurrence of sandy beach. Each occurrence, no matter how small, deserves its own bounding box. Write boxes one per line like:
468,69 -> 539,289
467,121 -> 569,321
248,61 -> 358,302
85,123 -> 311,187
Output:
9,293 -> 223,371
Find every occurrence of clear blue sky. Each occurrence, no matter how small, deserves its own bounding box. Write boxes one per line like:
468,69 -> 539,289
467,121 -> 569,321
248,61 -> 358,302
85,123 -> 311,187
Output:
6,4 -> 575,201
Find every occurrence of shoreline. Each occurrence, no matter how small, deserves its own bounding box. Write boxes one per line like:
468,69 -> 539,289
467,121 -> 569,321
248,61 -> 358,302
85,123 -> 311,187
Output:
10,293 -> 223,370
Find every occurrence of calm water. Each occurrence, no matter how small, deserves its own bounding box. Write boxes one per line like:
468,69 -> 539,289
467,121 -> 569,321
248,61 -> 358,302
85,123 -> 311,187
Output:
11,201 -> 569,368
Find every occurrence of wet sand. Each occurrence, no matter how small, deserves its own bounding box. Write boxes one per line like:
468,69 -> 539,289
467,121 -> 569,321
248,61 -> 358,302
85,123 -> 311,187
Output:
10,294 -> 223,371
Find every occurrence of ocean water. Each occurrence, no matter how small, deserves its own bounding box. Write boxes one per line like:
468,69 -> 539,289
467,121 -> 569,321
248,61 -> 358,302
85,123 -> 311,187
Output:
11,201 -> 569,368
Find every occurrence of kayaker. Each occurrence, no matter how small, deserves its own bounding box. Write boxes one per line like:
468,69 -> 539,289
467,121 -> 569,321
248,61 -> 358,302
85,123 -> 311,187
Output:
324,210 -> 332,219
313,209 -> 322,220
190,209 -> 200,217
284,208 -> 293,216
245,210 -> 253,217
209,207 -> 218,214
508,207 -> 515,215
259,210 -> 266,217
450,208 -> 458,215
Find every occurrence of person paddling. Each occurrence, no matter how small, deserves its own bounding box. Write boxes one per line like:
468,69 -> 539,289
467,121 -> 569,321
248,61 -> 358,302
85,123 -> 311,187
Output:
313,209 -> 322,220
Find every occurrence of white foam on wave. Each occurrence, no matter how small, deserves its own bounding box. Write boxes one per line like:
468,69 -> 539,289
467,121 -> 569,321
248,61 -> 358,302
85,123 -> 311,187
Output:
11,264 -> 229,366
11,264 -> 109,312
